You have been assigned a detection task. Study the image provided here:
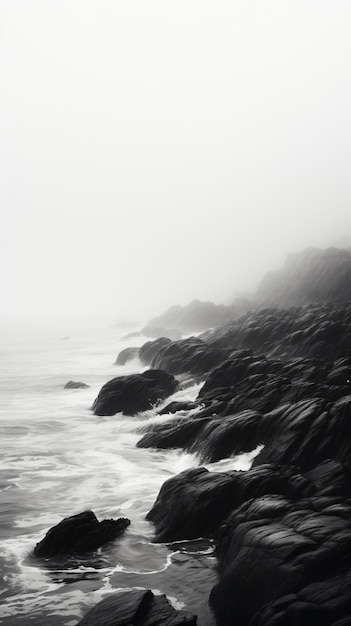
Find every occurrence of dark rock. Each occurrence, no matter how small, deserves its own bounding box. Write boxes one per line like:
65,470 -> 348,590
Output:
138,416 -> 210,451
115,347 -> 139,366
146,465 -> 313,542
92,370 -> 179,416
139,337 -> 171,365
150,336 -> 230,378
251,574 -> 351,626
64,381 -> 90,389
210,494 -> 351,626
33,510 -> 130,558
158,400 -> 199,415
138,348 -> 351,466
254,395 -> 351,470
203,303 -> 351,362
77,588 -> 197,626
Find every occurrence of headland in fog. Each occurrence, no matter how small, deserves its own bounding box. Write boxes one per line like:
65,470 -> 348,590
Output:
27,246 -> 351,625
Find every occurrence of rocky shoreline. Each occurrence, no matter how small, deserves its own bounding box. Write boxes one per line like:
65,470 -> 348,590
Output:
33,248 -> 351,625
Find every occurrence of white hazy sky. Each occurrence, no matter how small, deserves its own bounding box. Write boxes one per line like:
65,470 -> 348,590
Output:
1,0 -> 351,326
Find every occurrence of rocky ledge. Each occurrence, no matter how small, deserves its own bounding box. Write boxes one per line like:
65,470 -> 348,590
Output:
33,510 -> 130,558
136,297 -> 351,625
48,248 -> 351,624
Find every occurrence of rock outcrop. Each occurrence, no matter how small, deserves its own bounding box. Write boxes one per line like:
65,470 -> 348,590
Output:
210,492 -> 351,626
256,246 -> 351,307
150,336 -> 230,378
92,370 -> 179,416
146,465 -> 314,542
146,299 -> 235,334
34,510 -> 130,558
77,588 -> 196,626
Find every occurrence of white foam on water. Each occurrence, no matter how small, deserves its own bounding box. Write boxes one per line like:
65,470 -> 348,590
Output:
0,324 -> 255,624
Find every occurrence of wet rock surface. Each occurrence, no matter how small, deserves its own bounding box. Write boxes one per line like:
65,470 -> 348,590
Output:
203,303 -> 351,361
138,352 -> 351,465
141,299 -> 351,625
150,336 -> 230,378
92,369 -> 179,416
210,493 -> 351,626
34,510 -> 130,558
77,588 -> 197,626
146,465 -> 314,542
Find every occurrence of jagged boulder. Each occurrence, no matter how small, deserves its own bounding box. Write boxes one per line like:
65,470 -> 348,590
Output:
77,588 -> 197,625
150,336 -> 230,378
92,370 -> 179,416
146,465 -> 313,542
34,510 -> 130,557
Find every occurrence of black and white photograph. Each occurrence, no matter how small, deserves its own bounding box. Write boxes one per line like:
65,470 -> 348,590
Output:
1,1 -> 351,624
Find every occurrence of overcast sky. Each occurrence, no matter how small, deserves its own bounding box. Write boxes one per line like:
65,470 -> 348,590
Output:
1,0 -> 351,326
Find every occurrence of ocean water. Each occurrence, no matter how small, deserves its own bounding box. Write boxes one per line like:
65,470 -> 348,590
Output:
0,322 -> 256,625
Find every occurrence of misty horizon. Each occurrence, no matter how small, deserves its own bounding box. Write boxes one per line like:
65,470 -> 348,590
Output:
2,1 -> 351,327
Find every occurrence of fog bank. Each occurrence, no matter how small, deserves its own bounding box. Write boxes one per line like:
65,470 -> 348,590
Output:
1,1 -> 351,326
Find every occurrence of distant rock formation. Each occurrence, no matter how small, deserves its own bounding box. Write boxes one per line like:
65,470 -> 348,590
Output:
34,510 -> 130,557
256,246 -> 351,307
143,248 -> 351,338
146,299 -> 235,334
64,380 -> 90,389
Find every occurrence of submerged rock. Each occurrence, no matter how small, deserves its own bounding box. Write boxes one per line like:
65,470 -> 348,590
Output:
64,380 -> 90,389
77,588 -> 197,625
92,369 -> 179,416
33,510 -> 130,558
